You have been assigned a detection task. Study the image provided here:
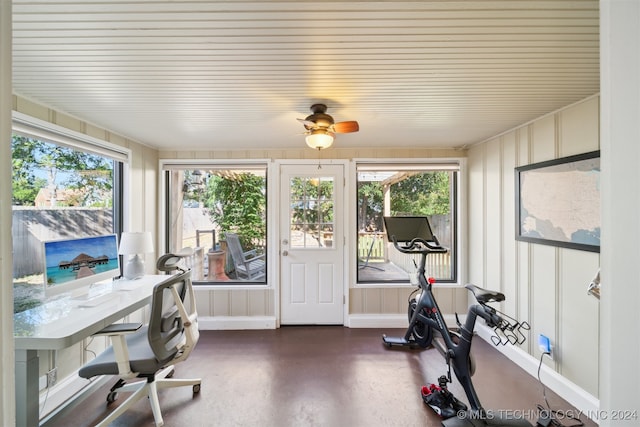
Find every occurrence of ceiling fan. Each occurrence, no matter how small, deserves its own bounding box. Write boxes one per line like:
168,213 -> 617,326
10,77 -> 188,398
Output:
298,104 -> 359,150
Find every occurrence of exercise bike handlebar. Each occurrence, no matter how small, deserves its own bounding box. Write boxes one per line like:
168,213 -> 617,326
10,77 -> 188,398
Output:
391,235 -> 448,254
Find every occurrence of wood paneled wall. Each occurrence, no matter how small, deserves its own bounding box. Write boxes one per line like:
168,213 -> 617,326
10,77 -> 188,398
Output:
467,95 -> 600,397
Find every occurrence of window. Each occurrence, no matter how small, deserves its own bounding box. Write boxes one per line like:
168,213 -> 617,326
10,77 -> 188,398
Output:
11,115 -> 125,313
356,163 -> 458,284
163,163 -> 268,285
289,176 -> 334,248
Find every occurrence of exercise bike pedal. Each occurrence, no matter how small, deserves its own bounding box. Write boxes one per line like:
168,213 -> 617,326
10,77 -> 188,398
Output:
382,334 -> 420,349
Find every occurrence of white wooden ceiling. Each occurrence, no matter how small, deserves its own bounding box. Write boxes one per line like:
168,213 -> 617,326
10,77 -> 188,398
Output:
12,1 -> 600,151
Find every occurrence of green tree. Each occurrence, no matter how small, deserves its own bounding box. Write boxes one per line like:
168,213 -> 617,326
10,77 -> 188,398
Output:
357,171 -> 451,230
290,177 -> 334,224
289,177 -> 334,246
11,136 -> 45,205
204,173 -> 266,250
390,172 -> 450,216
357,181 -> 383,231
11,135 -> 113,207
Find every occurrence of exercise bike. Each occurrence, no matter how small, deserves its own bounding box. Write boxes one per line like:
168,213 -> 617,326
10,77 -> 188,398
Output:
381,216 -> 532,427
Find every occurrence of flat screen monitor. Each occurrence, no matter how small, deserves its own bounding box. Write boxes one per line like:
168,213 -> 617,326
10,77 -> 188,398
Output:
43,234 -> 120,297
383,216 -> 436,243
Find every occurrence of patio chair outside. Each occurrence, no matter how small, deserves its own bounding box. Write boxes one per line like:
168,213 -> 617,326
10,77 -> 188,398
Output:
226,233 -> 266,280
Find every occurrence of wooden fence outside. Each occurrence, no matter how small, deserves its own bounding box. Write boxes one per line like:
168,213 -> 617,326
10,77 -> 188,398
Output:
12,207 -> 113,278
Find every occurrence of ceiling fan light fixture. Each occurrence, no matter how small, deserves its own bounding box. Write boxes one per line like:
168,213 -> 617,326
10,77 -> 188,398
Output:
305,129 -> 335,150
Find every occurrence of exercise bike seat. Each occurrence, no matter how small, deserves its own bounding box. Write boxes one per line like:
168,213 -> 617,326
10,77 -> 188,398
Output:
465,284 -> 505,304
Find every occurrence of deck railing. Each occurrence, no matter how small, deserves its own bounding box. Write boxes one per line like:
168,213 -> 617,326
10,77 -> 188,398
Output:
357,232 -> 386,260
387,249 -> 451,279
358,232 -> 452,280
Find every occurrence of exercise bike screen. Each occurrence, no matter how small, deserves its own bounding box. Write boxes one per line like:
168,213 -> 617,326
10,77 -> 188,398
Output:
383,216 -> 436,243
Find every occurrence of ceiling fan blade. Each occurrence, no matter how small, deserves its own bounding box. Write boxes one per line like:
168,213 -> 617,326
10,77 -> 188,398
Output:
333,121 -> 359,133
297,118 -> 317,129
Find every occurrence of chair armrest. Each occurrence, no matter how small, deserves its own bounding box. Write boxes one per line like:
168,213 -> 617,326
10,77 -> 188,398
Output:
242,249 -> 258,258
92,323 -> 143,377
93,322 -> 143,336
243,250 -> 266,262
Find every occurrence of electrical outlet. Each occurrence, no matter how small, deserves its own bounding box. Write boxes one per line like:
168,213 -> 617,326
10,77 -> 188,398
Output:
47,368 -> 57,387
538,334 -> 552,356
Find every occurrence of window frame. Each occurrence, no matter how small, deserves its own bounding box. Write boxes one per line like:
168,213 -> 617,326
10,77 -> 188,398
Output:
11,112 -> 129,307
159,159 -> 273,289
12,115 -> 129,234
351,158 -> 466,288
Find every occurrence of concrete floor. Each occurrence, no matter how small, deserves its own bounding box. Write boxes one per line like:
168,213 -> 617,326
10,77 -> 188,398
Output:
47,326 -> 596,427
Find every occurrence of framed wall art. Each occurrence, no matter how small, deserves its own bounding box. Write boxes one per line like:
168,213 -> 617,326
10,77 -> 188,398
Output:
515,150 -> 600,252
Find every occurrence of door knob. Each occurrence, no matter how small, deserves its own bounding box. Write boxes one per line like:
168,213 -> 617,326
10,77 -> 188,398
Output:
282,250 -> 288,256
282,239 -> 289,245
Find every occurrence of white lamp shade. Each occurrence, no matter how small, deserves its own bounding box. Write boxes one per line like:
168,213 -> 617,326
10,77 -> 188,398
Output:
118,231 -> 154,255
306,130 -> 334,149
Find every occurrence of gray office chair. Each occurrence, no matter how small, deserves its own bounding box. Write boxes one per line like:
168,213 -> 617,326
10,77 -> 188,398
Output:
78,250 -> 201,427
225,233 -> 266,280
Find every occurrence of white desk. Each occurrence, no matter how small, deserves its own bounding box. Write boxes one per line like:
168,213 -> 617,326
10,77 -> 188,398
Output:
14,275 -> 168,427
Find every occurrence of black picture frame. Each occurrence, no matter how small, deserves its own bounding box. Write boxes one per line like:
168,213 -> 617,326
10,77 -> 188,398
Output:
515,150 -> 600,252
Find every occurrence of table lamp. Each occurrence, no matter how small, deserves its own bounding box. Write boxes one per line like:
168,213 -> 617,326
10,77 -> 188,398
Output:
119,231 -> 154,279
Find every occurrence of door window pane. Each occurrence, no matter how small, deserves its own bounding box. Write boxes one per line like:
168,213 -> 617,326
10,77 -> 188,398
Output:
289,177 -> 334,249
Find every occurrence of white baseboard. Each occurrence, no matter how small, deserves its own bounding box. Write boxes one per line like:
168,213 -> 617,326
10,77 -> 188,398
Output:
40,374 -> 110,425
198,315 -> 276,330
475,323 -> 599,419
347,314 -> 407,328
347,313 -> 459,329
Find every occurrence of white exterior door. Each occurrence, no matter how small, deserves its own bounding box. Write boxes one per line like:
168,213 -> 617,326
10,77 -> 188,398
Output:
279,163 -> 345,325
